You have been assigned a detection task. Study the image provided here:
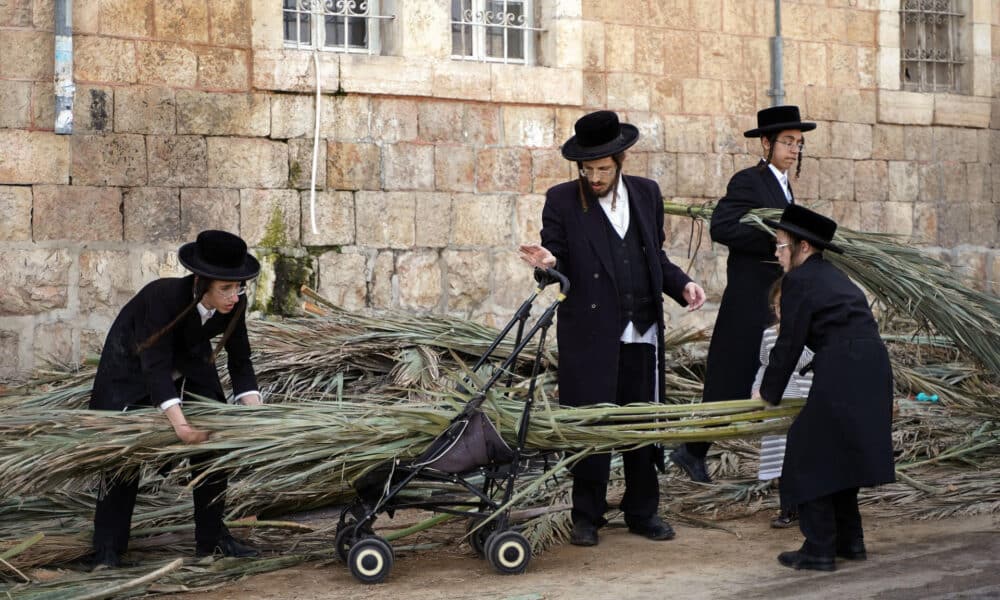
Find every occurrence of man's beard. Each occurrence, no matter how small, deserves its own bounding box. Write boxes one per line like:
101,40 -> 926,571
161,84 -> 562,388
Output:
580,170 -> 620,203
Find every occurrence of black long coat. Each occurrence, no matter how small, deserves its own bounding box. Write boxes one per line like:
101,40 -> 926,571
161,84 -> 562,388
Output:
90,275 -> 258,411
761,254 -> 895,505
703,162 -> 789,403
540,176 -> 692,407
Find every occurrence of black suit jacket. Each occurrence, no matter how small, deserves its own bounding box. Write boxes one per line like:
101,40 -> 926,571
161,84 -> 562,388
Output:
90,275 -> 258,411
540,175 -> 692,407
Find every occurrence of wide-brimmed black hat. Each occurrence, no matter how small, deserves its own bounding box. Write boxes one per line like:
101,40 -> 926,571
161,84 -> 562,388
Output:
744,105 -> 816,138
561,110 -> 640,161
764,204 -> 844,254
178,230 -> 261,280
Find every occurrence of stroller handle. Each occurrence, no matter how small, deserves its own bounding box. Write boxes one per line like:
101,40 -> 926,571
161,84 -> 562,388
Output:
534,267 -> 570,296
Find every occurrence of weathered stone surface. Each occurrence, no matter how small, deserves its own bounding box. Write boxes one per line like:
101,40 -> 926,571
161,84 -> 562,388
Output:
476,148 -> 531,194
33,185 -> 122,241
419,102 -> 499,145
604,24 -> 636,71
288,138 -> 327,190
714,116 -> 754,155
327,142 -> 379,191
684,77 -> 725,116
31,82 -> 55,131
917,163 -> 943,203
941,162 -> 967,207
180,188 -> 240,239
721,80 -> 757,117
0,329 -> 20,377
969,203 -> 998,248
0,29 -> 52,79
383,143 -> 435,191
68,86 -> 112,133
965,163 -> 990,205
872,124 -> 904,160
444,250 -> 491,313
0,186 -> 32,241
580,20 -> 605,70
316,250 -> 367,311
515,194 -> 544,244
912,202 -> 938,243
0,80 -> 31,128
75,35 -> 136,83
0,130 -> 70,184
341,55 -> 433,97
878,91 -> 933,125
452,194 -> 512,247
370,251 -> 394,309
210,0 -> 251,46
648,153 -> 678,198
71,134 -> 147,186
155,0 -> 208,43
0,249 -> 72,315
818,159 -> 854,202
854,160 -> 888,203
114,86 -> 175,134
491,65 -> 582,106
829,199 -> 862,232
240,189 -> 300,247
882,201 -> 914,236
251,49 -> 340,94
207,137 -> 288,188
148,135 -> 209,187
136,41 -> 199,87
124,187 -> 180,243
933,94 -> 992,128
371,98 -> 420,143
34,321 -> 74,366
300,190 -> 354,247
434,145 -> 476,193
100,0 -> 151,37
606,72 -> 650,111
793,157 -> 820,201
503,106 -> 555,148
933,127 -> 980,163
429,61 -> 492,101
197,47 -> 249,90
531,149 -> 570,194
829,44 -> 859,88
176,91 -> 269,136
355,191 -> 415,249
830,122 -> 873,160
626,152 -> 650,179
699,33 -> 744,80
936,201 -> 971,247
837,89 -> 877,124
0,0 -> 32,26
903,126 -> 933,161
415,193 -> 452,248
137,249 -> 187,282
489,248 -> 535,311
662,116 -> 714,153
397,251 -> 442,311
79,249 -> 133,313
634,27 -> 664,75
887,161 -> 919,203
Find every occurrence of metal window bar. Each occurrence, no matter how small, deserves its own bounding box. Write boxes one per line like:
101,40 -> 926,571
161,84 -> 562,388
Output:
451,0 -> 542,65
283,0 -> 395,55
900,0 -> 966,93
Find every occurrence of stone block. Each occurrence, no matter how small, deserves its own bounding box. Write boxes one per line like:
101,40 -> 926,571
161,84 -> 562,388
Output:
452,194 -> 513,247
937,127 -> 980,163
239,189 -> 301,247
706,154 -> 735,199
581,21 -> 605,70
582,72 -> 607,108
676,154 -> 706,198
662,116 -> 713,153
210,0 -> 251,46
31,82 -> 55,131
180,188 -> 240,239
743,37 -> 772,83
878,91 -> 933,125
155,0 -> 208,43
0,130 -> 70,184
79,249 -> 133,313
136,41 -> 198,87
872,124 -> 904,160
137,248 -> 187,282
936,202 -> 971,247
370,250 -> 394,309
300,190 -> 354,247
316,251 -> 367,311
903,126 -> 933,161
0,80 -> 31,128
661,30 -> 699,78
503,106 -> 555,148
883,201 -> 914,236
941,162 -> 967,205
911,202 -> 938,243
444,250 -> 491,313
419,101 -> 499,145
846,9 -> 877,44
147,135 -> 208,187
649,77 -> 683,115
0,249 -> 73,315
326,142 -> 379,191
830,122 -> 873,160
355,191 -> 415,249
837,90 -> 877,124
124,187 -> 180,243
699,33 -> 745,80
793,157 -> 820,201
722,80 -> 757,118
969,203 -> 998,248
34,321 -> 74,366
532,148 -> 572,194
288,138 -> 327,190
429,61 -> 492,101
797,43 -> 828,87
341,55 -> 433,97
114,86 -> 175,134
0,186 -> 32,241
818,159 -> 854,202
33,185 -> 122,241
0,0 -> 31,26
415,192 -> 452,248
251,49 -> 339,93
270,93 -> 339,140
830,45 -> 859,88
966,163 -> 990,205
71,134 -> 147,186
857,201 -> 885,233
207,137 -> 288,188
371,98 -> 421,143
682,79 -> 723,116
854,161 -> 888,203
491,65 -> 582,106
100,0 -> 151,37
887,161 -> 918,203
490,249 -> 533,310
0,29 -> 52,79
476,148 -> 532,194
544,18 -> 584,70
604,24 -> 636,72
0,329 -> 21,376
197,47 -> 249,90
917,163 -> 944,203
75,35 -> 136,83
648,153 -> 677,198
515,194 -> 545,243
383,143 -> 435,192
634,27 -> 664,75
714,115 -> 755,155
829,199 -> 862,231
397,251 -> 442,311
933,94 -> 992,128
176,90 -> 270,136
435,145 -> 476,193
804,86 -> 838,122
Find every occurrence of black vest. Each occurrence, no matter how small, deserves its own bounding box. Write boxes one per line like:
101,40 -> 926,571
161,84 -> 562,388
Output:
602,206 -> 656,334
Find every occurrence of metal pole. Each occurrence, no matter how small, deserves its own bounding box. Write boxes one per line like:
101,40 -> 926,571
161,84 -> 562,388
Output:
54,0 -> 74,134
769,0 -> 785,106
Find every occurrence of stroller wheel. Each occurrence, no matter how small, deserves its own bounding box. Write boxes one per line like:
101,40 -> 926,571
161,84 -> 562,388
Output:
334,522 -> 356,563
467,519 -> 498,558
347,536 -> 394,584
486,531 -> 531,575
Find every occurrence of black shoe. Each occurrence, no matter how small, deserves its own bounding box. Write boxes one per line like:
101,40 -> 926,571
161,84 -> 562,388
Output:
91,546 -> 121,570
770,509 -> 798,529
836,541 -> 867,560
777,550 -> 836,572
196,534 -> 260,558
627,515 -> 675,541
669,446 -> 711,483
569,521 -> 599,547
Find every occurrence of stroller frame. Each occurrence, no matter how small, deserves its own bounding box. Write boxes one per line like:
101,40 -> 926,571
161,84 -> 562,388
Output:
336,268 -> 570,583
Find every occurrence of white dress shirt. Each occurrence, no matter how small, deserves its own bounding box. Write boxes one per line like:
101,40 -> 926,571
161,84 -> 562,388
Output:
767,163 -> 793,202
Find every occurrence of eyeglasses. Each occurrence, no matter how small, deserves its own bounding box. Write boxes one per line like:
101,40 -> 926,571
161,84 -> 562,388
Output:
774,139 -> 805,152
775,243 -> 791,251
214,284 -> 247,299
579,166 -> 616,179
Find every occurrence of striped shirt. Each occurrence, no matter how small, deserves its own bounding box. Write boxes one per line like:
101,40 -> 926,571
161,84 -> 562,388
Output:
751,326 -> 814,399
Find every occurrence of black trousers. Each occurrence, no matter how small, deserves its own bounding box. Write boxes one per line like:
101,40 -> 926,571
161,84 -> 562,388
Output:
571,342 -> 659,527
797,487 -> 863,557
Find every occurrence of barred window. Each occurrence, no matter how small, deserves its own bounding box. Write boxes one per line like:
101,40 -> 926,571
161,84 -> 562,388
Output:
283,0 -> 394,54
451,0 -> 540,64
900,0 -> 968,93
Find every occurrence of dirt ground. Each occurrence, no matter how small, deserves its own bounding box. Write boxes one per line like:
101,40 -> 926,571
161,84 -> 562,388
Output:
174,510 -> 1000,600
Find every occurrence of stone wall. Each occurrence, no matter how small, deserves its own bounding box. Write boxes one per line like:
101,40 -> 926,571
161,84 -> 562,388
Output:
0,0 -> 998,377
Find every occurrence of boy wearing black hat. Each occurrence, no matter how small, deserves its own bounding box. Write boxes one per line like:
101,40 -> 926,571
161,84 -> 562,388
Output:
672,106 -> 815,497
755,205 -> 895,571
519,111 -> 706,547
90,230 -> 263,568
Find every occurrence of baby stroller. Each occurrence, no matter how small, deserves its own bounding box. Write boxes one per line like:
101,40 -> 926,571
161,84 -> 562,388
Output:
335,268 -> 570,584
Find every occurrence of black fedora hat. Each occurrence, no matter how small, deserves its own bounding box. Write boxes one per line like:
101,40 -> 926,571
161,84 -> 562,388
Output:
764,204 -> 844,254
744,105 -> 816,138
178,230 -> 261,280
561,110 -> 640,161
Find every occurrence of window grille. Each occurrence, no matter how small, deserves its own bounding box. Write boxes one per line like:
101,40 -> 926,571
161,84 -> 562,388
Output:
451,0 -> 541,65
900,0 -> 967,93
283,0 -> 394,54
